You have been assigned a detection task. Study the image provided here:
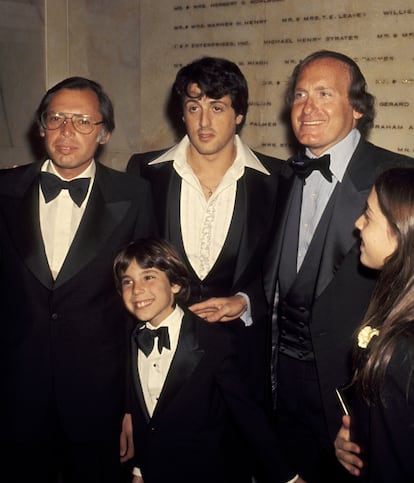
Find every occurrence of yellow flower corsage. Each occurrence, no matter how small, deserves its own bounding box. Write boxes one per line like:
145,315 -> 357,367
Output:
357,326 -> 380,349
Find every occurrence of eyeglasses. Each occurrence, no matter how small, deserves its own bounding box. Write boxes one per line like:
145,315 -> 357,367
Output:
40,111 -> 104,134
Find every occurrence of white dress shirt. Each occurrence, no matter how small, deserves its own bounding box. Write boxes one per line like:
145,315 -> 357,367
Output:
149,134 -> 270,280
149,135 -> 269,327
39,160 -> 95,279
137,306 -> 183,416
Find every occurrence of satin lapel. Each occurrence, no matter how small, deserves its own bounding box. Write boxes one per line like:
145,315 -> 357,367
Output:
54,172 -> 132,288
131,329 -> 151,423
1,166 -> 53,289
232,169 -> 274,286
144,162 -> 178,238
164,169 -> 183,248
315,172 -> 370,298
263,168 -> 297,304
152,313 -> 204,420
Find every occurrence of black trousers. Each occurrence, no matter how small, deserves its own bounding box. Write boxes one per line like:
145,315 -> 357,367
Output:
275,353 -> 354,483
1,418 -> 123,483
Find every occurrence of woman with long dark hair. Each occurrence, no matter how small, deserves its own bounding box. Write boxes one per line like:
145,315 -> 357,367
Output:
335,167 -> 414,482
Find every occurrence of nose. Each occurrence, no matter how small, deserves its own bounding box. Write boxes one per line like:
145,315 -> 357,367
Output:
302,95 -> 316,115
132,282 -> 144,295
199,108 -> 211,128
355,214 -> 364,231
60,117 -> 75,136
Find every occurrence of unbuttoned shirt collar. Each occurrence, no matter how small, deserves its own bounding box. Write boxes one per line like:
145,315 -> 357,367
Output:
149,134 -> 270,177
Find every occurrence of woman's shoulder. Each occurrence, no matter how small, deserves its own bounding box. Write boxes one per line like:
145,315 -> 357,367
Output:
385,326 -> 414,400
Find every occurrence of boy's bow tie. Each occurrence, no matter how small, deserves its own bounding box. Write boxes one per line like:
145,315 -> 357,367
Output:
135,326 -> 171,357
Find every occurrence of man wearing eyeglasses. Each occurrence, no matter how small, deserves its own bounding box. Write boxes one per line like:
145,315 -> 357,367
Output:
0,77 -> 154,482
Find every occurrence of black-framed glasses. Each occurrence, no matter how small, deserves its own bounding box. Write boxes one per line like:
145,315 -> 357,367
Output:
40,111 -> 104,134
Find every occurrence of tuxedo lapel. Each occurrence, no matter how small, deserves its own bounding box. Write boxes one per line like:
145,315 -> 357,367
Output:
54,166 -> 132,288
232,169 -> 267,285
263,168 -> 297,304
152,313 -> 204,420
144,161 -> 178,238
131,330 -> 151,422
1,164 -> 53,289
314,173 -> 368,297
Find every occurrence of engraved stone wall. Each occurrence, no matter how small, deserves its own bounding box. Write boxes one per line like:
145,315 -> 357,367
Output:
139,0 -> 414,159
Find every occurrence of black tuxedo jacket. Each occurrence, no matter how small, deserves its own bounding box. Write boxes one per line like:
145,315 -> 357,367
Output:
129,310 -> 294,483
264,138 -> 414,440
0,160 -> 154,444
127,147 -> 284,404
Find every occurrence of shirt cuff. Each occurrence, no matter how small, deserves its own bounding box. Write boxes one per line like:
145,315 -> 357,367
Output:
236,292 -> 253,326
286,475 -> 299,483
132,466 -> 142,477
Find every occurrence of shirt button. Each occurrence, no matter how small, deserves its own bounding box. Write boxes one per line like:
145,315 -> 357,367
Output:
51,313 -> 58,320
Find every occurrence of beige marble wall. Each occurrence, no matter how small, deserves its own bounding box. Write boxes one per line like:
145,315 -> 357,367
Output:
0,0 -> 141,170
0,0 -> 44,167
139,0 -> 414,160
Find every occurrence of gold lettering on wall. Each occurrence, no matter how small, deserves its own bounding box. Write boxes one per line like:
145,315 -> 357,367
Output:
140,0 -> 414,157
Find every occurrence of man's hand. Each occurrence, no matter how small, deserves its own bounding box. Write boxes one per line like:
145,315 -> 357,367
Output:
120,412 -> 134,463
189,295 -> 247,322
334,415 -> 363,476
132,476 -> 144,483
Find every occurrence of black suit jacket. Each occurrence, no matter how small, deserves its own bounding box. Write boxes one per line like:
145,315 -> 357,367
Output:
127,147 -> 284,404
0,160 -> 155,443
130,309 -> 294,483
264,138 -> 414,440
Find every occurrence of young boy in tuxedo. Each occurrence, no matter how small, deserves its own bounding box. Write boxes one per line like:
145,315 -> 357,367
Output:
113,238 -> 298,483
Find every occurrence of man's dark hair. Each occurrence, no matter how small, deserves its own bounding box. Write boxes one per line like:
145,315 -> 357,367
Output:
36,76 -> 115,133
173,56 -> 249,122
113,238 -> 191,306
286,50 -> 375,134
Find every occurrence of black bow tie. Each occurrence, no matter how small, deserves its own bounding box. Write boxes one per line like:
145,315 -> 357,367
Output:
40,172 -> 91,207
290,154 -> 333,182
134,326 -> 171,357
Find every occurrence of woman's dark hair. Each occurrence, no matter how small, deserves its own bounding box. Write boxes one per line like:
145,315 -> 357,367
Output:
353,167 -> 414,402
36,76 -> 115,134
173,56 -> 248,125
285,50 -> 375,135
113,238 -> 191,306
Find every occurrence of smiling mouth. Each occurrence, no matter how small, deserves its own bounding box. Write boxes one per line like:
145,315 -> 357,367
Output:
301,120 -> 324,126
134,299 -> 153,309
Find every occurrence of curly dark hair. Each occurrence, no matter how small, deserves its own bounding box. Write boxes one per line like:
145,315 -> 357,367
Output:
172,56 -> 248,127
113,238 -> 191,306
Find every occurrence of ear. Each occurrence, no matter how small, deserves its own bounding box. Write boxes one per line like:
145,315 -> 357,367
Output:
97,129 -> 111,145
235,114 -> 244,125
353,110 -> 363,120
39,130 -> 45,138
171,284 -> 181,295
